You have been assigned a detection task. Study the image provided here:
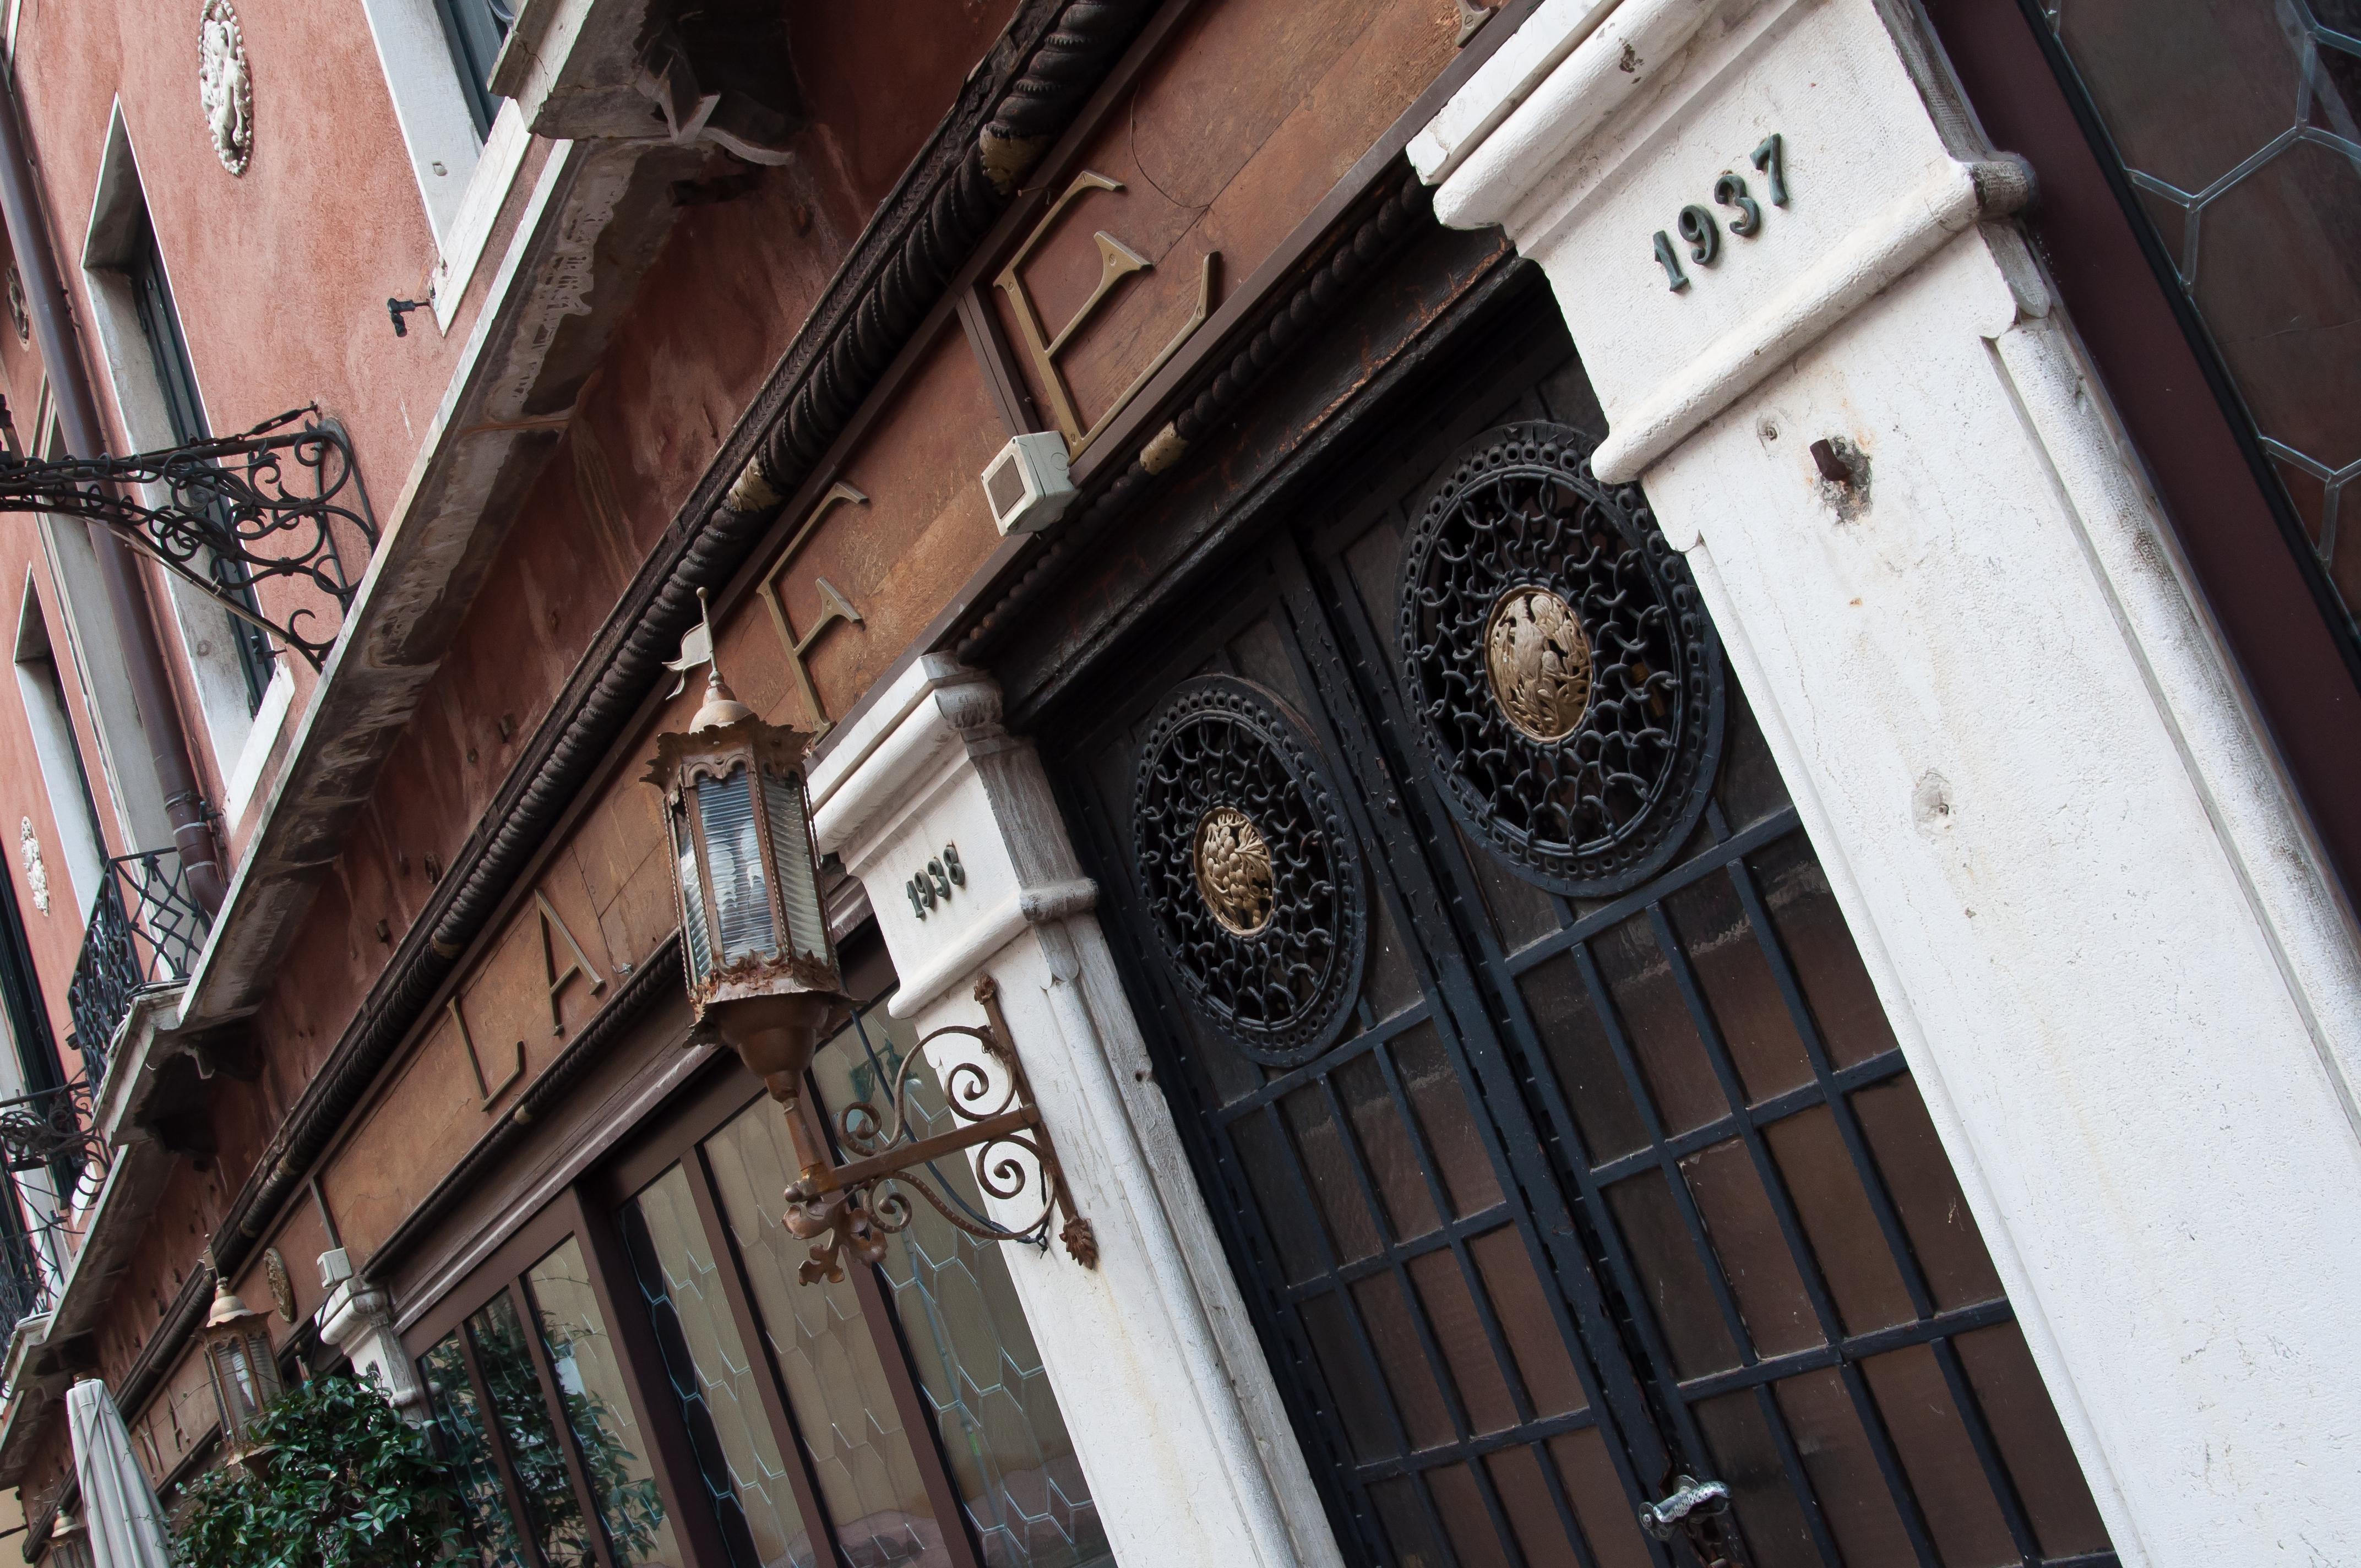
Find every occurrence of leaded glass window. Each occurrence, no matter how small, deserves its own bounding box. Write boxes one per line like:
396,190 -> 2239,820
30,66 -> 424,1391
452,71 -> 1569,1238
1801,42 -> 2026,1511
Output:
2038,0 -> 2361,646
612,992 -> 1112,1568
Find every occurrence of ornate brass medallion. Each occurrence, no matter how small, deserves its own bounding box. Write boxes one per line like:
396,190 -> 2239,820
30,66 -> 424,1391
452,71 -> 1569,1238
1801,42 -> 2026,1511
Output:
1484,585 -> 1593,742
1194,805 -> 1274,935
1396,421 -> 1726,896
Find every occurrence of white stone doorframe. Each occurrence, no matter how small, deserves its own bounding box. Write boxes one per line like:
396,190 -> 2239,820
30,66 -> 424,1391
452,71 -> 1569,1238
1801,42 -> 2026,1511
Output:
1413,0 -> 2361,1564
809,654 -> 1346,1568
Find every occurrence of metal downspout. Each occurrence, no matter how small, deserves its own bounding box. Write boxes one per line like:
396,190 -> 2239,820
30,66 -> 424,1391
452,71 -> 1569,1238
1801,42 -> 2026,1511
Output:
0,68 -> 225,912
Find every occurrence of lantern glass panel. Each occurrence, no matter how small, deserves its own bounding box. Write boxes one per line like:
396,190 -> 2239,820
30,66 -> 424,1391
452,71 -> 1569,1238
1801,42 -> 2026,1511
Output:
765,768 -> 826,963
672,800 -> 714,981
213,1336 -> 257,1423
698,767 -> 776,961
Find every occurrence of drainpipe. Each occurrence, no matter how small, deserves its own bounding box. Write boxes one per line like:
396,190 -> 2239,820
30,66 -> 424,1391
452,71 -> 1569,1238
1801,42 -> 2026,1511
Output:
0,70 -> 224,912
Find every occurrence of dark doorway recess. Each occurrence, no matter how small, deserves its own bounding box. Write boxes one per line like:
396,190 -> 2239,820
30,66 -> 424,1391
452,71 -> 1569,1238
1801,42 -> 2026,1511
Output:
1047,298 -> 2119,1568
1923,0 -> 2361,903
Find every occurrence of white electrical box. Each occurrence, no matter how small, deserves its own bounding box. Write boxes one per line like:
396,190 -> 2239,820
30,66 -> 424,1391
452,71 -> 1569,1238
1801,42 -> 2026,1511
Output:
981,431 -> 1075,536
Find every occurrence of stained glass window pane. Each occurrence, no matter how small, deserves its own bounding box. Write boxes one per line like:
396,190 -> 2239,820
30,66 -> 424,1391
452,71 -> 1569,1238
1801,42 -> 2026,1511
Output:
525,1237 -> 683,1566
468,1291 -> 602,1567
698,769 -> 776,961
2046,0 -> 2361,631
809,1005 -> 1113,1568
418,1329 -> 530,1567
705,1097 -> 953,1568
621,1165 -> 818,1568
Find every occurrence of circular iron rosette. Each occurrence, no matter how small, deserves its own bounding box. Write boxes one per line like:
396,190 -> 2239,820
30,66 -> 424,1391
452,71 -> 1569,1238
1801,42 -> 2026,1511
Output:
1396,421 -> 1724,896
1132,676 -> 1368,1066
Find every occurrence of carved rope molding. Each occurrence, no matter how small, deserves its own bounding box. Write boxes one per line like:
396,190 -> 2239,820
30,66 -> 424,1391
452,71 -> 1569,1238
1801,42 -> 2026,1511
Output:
115,0 -> 1161,1424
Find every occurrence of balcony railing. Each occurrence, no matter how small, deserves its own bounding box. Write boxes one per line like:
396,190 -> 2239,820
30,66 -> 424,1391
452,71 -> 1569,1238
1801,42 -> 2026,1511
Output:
66,850 -> 215,1086
0,1228 -> 50,1352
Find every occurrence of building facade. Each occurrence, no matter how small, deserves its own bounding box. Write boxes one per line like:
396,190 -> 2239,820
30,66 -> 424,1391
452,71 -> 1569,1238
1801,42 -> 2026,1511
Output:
0,1 -> 2346,1566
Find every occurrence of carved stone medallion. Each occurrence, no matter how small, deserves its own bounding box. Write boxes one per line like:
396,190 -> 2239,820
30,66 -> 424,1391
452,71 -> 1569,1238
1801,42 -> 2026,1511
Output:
198,0 -> 253,177
17,819 -> 45,916
1484,585 -> 1593,742
1399,422 -> 1724,896
263,1247 -> 296,1322
1133,676 -> 1366,1064
1193,806 -> 1274,935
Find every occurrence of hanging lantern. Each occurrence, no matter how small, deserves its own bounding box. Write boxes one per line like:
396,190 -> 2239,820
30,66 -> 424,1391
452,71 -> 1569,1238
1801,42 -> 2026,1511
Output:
647,592 -> 1097,1288
202,1271 -> 282,1463
644,591 -> 846,1102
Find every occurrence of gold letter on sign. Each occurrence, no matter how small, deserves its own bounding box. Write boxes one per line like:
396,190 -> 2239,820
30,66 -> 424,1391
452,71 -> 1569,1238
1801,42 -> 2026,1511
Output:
995,170 -> 1217,457
759,481 -> 868,737
537,890 -> 605,1037
449,993 -> 525,1110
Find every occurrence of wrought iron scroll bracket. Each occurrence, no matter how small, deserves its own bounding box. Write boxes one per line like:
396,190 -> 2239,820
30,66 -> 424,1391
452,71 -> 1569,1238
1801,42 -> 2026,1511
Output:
0,1080 -> 104,1173
0,405 -> 376,669
780,976 -> 1097,1285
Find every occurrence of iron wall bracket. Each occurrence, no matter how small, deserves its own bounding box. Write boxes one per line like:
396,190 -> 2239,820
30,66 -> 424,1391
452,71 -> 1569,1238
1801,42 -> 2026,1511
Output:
0,405 -> 374,669
781,977 -> 1097,1284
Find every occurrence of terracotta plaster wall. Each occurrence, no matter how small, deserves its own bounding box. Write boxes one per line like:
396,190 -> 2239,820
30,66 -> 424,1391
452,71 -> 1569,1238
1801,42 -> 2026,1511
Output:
4,0 -> 531,851
992,0 -> 1461,436
318,322 -> 1009,1260
197,2 -> 1023,1251
278,0 -> 1477,1284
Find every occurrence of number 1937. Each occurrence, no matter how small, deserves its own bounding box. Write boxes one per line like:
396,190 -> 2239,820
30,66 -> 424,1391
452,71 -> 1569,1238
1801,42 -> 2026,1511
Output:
1652,133 -> 1789,292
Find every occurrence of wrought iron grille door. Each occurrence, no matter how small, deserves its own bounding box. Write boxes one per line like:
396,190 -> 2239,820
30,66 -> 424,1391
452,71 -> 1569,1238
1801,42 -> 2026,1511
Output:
1054,314 -> 2119,1568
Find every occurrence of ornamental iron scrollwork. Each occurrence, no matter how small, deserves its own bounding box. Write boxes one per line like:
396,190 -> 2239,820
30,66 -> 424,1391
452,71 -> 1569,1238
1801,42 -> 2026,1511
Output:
782,978 -> 1095,1284
1398,421 -> 1723,895
1133,676 -> 1366,1064
0,405 -> 374,669
0,1080 -> 104,1174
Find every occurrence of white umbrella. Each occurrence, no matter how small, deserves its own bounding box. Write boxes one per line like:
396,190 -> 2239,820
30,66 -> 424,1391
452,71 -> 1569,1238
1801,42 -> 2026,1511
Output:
67,1378 -> 173,1568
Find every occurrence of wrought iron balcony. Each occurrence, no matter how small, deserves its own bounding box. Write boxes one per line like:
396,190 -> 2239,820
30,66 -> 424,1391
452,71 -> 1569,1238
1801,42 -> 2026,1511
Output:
66,849 -> 215,1086
0,405 -> 374,668
0,1228 -> 51,1351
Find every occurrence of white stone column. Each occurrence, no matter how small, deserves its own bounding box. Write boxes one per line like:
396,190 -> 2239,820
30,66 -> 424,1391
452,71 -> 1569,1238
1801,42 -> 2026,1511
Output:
1413,1 -> 2361,1562
810,655 -> 1342,1568
317,1249 -> 429,1420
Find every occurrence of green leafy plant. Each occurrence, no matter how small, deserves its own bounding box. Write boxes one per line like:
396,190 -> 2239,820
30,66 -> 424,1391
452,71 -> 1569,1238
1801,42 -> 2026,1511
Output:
466,1301 -> 666,1566
171,1372 -> 460,1568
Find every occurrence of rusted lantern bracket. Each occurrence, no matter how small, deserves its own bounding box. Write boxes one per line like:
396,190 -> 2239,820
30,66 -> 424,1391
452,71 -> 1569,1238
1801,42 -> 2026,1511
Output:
779,976 -> 1096,1284
0,404 -> 374,669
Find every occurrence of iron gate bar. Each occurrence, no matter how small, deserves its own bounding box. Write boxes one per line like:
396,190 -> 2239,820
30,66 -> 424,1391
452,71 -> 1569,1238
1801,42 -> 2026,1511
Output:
0,405 -> 374,669
1585,1053 -> 1911,1186
1562,934 -> 1845,1568
1305,1046 -> 1565,1568
1644,894 -> 1949,1566
1483,807 -> 1805,980
1309,516 -> 1756,1565
1718,823 -> 2054,1564
1247,1070 -> 1510,1566
1357,529 -> 1940,1568
1275,1201 -> 1517,1295
1162,647 -> 1669,1568
1318,484 -> 2013,1566
1211,994 -> 1438,1118
1669,1301 -> 2017,1404
1348,1403 -> 1613,1479
1448,780 -> 2084,1566
1276,538 -> 1688,1566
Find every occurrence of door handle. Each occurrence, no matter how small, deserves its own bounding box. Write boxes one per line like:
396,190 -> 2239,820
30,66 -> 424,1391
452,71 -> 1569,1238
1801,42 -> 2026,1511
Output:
1639,1474 -> 1731,1540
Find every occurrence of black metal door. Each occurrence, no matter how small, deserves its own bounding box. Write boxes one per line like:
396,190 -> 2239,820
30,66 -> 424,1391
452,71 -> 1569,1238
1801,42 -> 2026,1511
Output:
1053,313 -> 2118,1568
